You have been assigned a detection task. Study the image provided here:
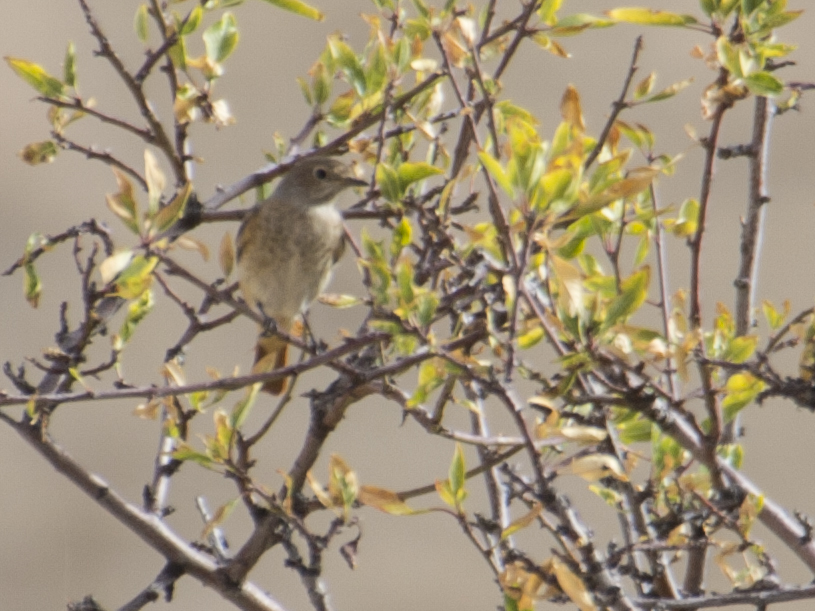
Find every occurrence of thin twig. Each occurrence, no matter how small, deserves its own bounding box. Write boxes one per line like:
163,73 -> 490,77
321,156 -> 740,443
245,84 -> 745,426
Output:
584,36 -> 644,170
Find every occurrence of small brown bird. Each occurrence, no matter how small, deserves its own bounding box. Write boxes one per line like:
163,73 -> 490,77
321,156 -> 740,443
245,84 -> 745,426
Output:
236,157 -> 366,394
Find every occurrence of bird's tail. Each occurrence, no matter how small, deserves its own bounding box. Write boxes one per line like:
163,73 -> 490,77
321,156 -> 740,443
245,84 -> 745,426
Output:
252,332 -> 289,395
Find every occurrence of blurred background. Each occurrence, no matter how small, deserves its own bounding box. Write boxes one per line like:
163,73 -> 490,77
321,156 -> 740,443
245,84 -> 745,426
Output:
1,1 -> 814,610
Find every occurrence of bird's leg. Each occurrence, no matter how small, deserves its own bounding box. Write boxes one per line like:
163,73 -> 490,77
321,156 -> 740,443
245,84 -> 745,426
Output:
300,312 -> 327,354
256,303 -> 279,337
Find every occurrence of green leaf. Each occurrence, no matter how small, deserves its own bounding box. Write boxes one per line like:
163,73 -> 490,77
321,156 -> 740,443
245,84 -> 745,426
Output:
603,266 -> 650,331
554,13 -> 616,29
391,217 -> 412,257
743,71 -> 784,96
722,372 -> 765,421
607,7 -> 698,26
63,42 -> 77,88
725,335 -> 758,364
397,161 -> 443,190
538,0 -> 563,25
5,57 -> 65,98
699,0 -> 717,17
376,163 -> 402,203
173,443 -> 218,468
416,292 -> 438,328
231,382 -> 260,430
180,5 -> 203,35
634,72 -> 655,100
118,289 -> 154,346
477,151 -> 515,198
642,77 -> 693,103
518,325 -> 545,349
762,299 -> 788,330
449,443 -> 466,501
24,260 -> 42,308
759,10 -> 803,30
134,4 -> 149,42
115,255 -> 158,299
671,198 -> 699,237
204,12 -> 239,64
260,0 -> 324,21
311,61 -> 332,105
504,594 -> 521,611
618,416 -> 652,444
150,183 -> 191,235
741,0 -> 762,17
327,36 -> 366,96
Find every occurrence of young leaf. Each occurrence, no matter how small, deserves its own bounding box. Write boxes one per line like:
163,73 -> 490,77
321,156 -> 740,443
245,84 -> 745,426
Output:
391,217 -> 412,257
134,4 -> 149,41
603,266 -> 651,331
144,149 -> 166,215
397,162 -> 443,190
478,151 -> 515,197
552,557 -> 597,611
115,255 -> 158,299
260,0 -> 324,21
607,8 -> 697,26
560,84 -> 585,130
449,443 -> 466,502
5,57 -> 65,98
219,232 -> 235,278
106,168 -> 141,234
63,42 -> 76,88
204,12 -> 239,64
569,454 -> 628,482
19,141 -> 58,165
150,183 -> 191,235
501,502 -> 543,539
743,72 -> 784,96
180,5 -> 203,35
24,259 -> 41,308
359,486 -> 422,516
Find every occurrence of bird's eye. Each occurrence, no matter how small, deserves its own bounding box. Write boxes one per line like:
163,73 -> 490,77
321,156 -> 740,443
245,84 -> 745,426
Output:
314,168 -> 328,180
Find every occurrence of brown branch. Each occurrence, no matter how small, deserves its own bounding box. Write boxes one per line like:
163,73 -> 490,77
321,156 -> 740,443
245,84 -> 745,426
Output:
53,132 -> 148,191
734,96 -> 773,337
6,419 -> 289,611
584,36 -> 644,170
38,97 -> 156,144
77,0 -> 184,182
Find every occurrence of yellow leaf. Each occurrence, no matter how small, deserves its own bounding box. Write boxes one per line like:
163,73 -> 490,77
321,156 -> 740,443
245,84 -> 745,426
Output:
569,454 -> 628,482
175,235 -> 209,261
200,498 -> 239,539
478,150 -> 515,197
149,182 -> 192,236
318,293 -> 364,308
501,502 -> 543,539
359,486 -> 421,515
552,557 -> 597,611
144,149 -> 166,213
219,232 -> 234,278
551,255 -> 585,318
100,251 -> 134,285
560,85 -> 584,131
306,471 -> 334,508
559,425 -> 608,443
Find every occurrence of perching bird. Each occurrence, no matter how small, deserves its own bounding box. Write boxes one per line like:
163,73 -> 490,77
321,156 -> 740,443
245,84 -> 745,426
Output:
236,157 -> 366,394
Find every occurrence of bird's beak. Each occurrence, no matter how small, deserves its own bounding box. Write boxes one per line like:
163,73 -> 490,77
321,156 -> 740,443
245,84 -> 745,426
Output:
344,176 -> 368,188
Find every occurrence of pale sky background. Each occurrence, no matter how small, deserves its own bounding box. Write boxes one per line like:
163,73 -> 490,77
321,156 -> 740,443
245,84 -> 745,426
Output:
1,2 -> 815,610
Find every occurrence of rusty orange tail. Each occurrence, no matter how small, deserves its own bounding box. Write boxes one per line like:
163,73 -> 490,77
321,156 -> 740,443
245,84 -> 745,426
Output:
253,334 -> 289,395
